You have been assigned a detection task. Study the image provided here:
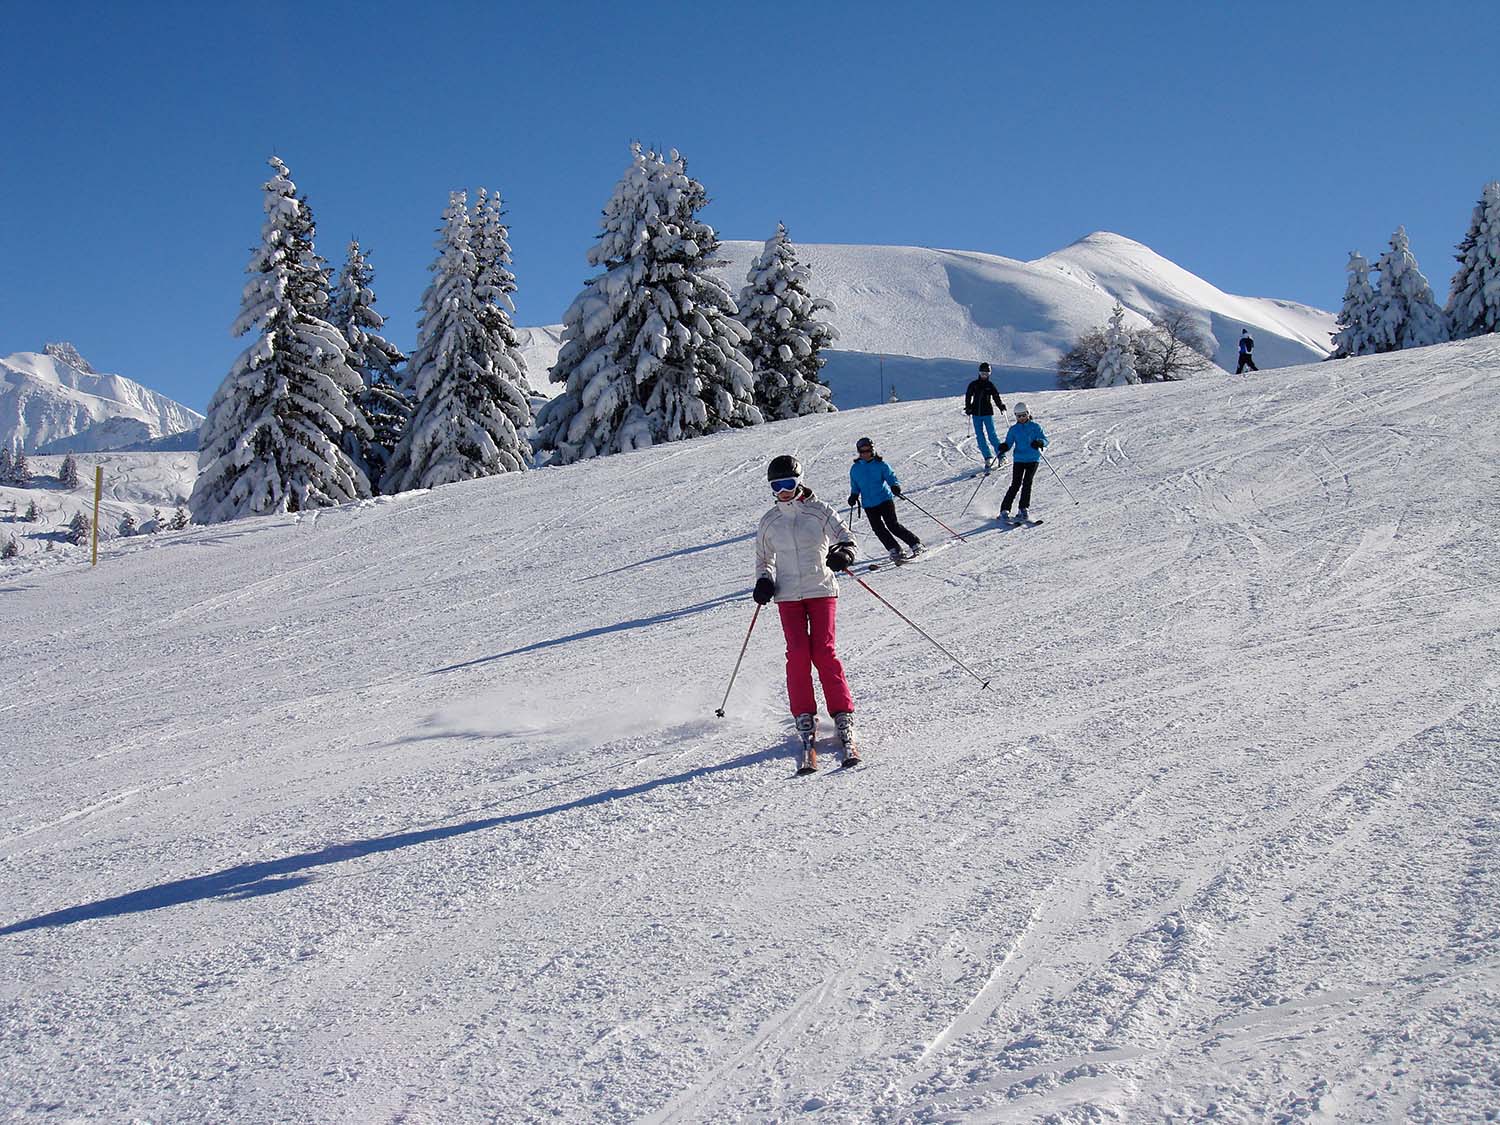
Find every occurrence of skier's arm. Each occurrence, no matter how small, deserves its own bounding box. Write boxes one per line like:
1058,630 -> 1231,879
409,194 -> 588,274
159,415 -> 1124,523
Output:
754,521 -> 776,586
883,462 -> 902,496
964,383 -> 974,414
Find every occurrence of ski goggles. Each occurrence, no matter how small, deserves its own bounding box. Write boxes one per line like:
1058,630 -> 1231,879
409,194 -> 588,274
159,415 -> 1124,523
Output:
769,477 -> 800,494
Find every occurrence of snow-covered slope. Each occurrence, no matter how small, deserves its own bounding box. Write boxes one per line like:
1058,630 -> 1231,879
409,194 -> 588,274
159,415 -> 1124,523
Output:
521,233 -> 1336,410
717,231 -> 1334,371
0,451 -> 198,561
3,339 -> 1496,1120
0,345 -> 203,453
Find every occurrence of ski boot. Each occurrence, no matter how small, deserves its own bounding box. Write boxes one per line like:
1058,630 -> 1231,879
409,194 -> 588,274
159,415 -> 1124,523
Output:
794,713 -> 818,775
888,547 -> 905,565
833,711 -> 860,768
907,541 -> 924,558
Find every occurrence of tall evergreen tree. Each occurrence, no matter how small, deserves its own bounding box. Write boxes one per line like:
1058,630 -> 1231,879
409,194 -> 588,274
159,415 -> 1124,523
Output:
472,188 -> 536,399
59,453 -> 80,488
538,144 -> 762,463
1372,227 -> 1446,352
383,191 -> 534,491
12,451 -> 31,487
1096,304 -> 1139,387
1446,181 -> 1500,339
738,222 -> 838,420
1330,251 -> 1382,358
329,239 -> 412,494
0,444 -> 12,482
191,157 -> 370,523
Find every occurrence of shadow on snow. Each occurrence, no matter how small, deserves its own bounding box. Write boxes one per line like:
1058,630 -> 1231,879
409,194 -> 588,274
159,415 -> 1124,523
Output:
0,745 -> 784,935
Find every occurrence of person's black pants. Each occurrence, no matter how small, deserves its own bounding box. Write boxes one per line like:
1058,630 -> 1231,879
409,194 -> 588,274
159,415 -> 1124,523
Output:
864,500 -> 920,552
1236,354 -> 1258,372
1002,461 -> 1039,511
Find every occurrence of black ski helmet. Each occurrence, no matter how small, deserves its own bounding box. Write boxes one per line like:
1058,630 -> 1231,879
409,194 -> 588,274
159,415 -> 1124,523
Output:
767,454 -> 801,481
978,361 -> 991,374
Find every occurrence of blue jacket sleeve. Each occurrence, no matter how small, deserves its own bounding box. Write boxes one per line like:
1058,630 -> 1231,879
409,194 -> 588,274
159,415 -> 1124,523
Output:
882,462 -> 899,490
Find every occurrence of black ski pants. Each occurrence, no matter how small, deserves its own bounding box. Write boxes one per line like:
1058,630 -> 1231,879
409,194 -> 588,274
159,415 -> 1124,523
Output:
863,500 -> 920,552
1236,353 -> 1258,373
1002,461 -> 1039,512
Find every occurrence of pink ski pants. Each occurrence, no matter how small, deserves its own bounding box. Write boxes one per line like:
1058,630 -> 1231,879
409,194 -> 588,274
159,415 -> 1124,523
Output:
777,597 -> 854,717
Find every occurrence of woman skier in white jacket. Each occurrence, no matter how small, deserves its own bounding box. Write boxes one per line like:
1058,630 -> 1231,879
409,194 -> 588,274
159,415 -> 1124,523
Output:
753,454 -> 861,772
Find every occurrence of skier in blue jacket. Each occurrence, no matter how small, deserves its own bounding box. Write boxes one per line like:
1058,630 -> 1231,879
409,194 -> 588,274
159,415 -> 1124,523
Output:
997,402 -> 1048,522
846,436 -> 923,562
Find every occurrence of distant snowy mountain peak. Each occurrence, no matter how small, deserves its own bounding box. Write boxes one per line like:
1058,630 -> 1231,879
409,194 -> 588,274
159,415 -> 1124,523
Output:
43,341 -> 97,373
0,348 -> 203,453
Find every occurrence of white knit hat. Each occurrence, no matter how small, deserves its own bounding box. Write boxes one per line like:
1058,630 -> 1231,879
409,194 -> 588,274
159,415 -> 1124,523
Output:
1013,401 -> 1030,417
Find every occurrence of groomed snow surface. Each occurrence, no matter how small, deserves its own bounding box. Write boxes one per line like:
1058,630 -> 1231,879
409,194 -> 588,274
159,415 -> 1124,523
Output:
4,339 -> 1498,1122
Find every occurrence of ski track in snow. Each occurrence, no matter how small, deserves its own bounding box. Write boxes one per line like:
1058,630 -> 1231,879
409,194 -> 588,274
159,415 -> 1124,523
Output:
2,340 -> 1499,1122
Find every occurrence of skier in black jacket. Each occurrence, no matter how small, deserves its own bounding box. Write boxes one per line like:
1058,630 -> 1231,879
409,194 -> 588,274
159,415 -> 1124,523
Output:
964,362 -> 1007,469
1236,330 -> 1258,373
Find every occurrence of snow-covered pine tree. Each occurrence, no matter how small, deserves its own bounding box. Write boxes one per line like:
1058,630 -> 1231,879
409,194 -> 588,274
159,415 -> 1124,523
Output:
170,506 -> 190,530
1096,303 -> 1139,387
67,511 -> 91,546
24,499 -> 38,522
329,239 -> 413,494
1372,227 -> 1446,352
1,536 -> 17,560
190,156 -> 371,524
0,444 -> 12,482
119,512 -> 138,537
538,144 -> 762,463
59,453 -> 80,488
383,191 -> 534,491
738,222 -> 838,420
12,451 -> 31,487
1445,181 -> 1500,339
148,507 -> 163,533
1330,251 -> 1382,357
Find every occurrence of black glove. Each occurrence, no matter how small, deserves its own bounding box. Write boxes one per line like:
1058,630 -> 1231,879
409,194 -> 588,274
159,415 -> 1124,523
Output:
1031,439 -> 1044,450
847,492 -> 859,508
825,544 -> 855,572
997,400 -> 1006,413
998,442 -> 1011,455
964,408 -> 972,416
753,576 -> 775,605
891,484 -> 902,496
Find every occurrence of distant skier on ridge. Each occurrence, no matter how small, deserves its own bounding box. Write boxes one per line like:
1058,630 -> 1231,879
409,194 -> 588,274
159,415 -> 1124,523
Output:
964,362 -> 1007,469
753,454 -> 861,773
847,435 -> 923,564
1236,329 -> 1258,373
997,402 -> 1048,524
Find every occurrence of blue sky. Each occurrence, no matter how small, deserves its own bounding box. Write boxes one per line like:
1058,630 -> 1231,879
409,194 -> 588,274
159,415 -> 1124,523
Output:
2,0 -> 1494,411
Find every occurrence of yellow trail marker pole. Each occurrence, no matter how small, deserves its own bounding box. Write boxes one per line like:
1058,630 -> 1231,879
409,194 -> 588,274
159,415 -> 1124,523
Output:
91,465 -> 102,566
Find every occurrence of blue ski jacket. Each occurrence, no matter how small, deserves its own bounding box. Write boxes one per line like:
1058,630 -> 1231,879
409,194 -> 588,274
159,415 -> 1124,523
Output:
849,456 -> 900,508
1004,420 -> 1048,463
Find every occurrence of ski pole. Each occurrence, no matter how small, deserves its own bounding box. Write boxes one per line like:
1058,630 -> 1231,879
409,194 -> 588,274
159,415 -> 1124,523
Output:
959,457 -> 1001,518
1040,452 -> 1079,505
842,569 -> 991,690
714,603 -> 762,717
897,493 -> 965,541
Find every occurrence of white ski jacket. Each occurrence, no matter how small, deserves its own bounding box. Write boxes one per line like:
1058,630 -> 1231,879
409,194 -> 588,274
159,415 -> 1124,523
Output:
755,492 -> 857,603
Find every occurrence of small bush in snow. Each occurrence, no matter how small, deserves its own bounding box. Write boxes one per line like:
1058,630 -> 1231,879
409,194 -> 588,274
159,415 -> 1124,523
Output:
119,512 -> 138,537
2,537 -> 18,560
67,511 -> 92,546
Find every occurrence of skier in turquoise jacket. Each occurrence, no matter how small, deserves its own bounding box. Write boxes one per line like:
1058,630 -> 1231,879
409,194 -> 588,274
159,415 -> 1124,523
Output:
997,402 -> 1048,522
846,436 -> 922,562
